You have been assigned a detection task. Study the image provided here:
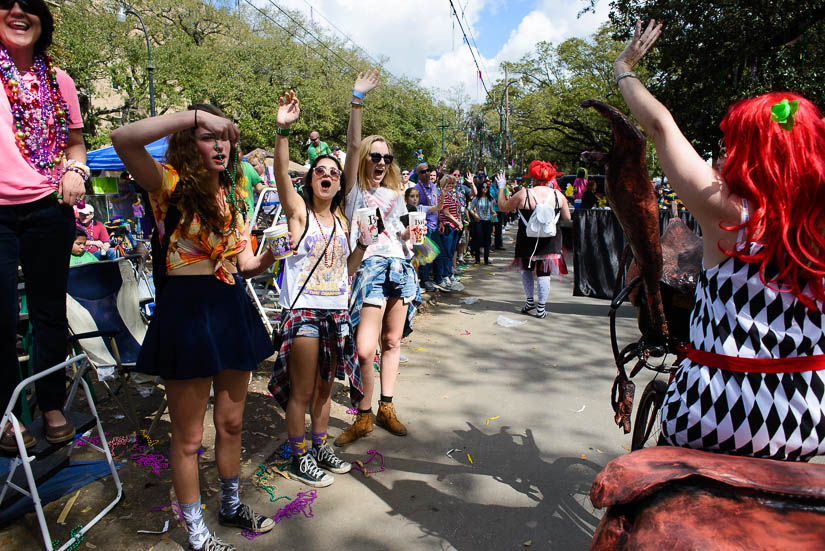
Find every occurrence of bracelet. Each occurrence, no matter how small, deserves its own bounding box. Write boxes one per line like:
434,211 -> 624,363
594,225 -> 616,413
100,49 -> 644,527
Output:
615,71 -> 638,85
352,89 -> 365,100
275,127 -> 291,136
193,109 -> 199,128
350,101 -> 363,109
65,159 -> 90,177
356,241 -> 368,250
66,166 -> 90,182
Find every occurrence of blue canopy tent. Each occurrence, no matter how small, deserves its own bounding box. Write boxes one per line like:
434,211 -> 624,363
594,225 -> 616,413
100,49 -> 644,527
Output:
87,137 -> 168,170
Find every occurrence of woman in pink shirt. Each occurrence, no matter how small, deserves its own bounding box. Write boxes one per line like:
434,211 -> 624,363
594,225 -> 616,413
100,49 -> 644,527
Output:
0,0 -> 87,452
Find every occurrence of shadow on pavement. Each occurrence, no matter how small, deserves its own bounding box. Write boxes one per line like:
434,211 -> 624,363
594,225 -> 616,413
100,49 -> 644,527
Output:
349,422 -> 601,550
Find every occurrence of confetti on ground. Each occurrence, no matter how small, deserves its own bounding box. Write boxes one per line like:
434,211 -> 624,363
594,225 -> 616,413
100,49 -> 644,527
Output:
414,347 -> 426,351
596,449 -> 604,454
467,453 -> 473,464
137,520 -> 170,534
622,445 -> 631,451
485,416 -> 500,426
57,490 -> 80,524
575,405 -> 586,413
445,448 -> 462,460
346,408 -> 358,415
581,453 -> 587,460
460,330 -> 471,336
351,449 -> 385,477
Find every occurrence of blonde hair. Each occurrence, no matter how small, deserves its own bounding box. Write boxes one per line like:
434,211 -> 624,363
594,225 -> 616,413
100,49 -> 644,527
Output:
439,174 -> 457,189
357,135 -> 402,193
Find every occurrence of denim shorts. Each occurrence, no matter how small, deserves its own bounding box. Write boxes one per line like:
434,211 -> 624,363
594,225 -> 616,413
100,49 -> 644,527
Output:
295,323 -> 321,338
361,257 -> 419,306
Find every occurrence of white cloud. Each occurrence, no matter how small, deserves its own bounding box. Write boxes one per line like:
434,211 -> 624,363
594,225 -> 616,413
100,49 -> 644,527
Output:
268,0 -> 610,102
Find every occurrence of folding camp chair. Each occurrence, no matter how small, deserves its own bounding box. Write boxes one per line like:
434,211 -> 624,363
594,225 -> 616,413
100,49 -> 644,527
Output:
0,354 -> 123,551
246,187 -> 284,335
65,257 -> 164,436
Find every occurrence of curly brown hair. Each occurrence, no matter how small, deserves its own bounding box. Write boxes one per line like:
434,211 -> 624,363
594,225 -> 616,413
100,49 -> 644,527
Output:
165,104 -> 247,231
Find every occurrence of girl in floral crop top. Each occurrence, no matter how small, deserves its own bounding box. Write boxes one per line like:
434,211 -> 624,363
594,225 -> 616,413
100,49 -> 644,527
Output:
112,104 -> 277,551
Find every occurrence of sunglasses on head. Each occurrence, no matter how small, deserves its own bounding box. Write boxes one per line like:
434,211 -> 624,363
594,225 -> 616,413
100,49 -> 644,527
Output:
313,166 -> 342,179
369,153 -> 394,164
0,0 -> 33,11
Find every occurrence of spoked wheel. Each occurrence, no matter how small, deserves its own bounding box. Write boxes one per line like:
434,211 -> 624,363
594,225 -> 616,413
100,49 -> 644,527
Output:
631,378 -> 668,451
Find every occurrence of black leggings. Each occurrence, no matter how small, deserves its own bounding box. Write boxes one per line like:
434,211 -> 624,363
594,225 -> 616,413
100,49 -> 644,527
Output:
472,220 -> 492,261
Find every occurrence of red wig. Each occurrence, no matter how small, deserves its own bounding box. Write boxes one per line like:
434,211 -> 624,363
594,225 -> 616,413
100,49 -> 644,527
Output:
529,160 -> 564,187
720,91 -> 825,309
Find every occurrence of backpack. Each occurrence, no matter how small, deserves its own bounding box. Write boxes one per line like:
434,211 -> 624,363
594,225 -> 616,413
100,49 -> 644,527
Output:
518,188 -> 560,238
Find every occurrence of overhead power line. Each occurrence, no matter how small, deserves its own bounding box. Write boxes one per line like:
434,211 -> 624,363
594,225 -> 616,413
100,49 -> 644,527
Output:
240,0 -> 356,75
262,0 -> 360,74
447,0 -> 495,110
299,0 -> 382,68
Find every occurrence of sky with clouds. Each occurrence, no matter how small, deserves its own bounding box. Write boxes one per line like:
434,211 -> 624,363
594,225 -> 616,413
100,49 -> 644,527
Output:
272,0 -> 611,102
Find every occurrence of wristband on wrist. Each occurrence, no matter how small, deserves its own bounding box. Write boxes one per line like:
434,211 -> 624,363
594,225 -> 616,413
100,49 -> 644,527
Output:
66,166 -> 90,182
65,159 -> 90,177
350,101 -> 363,109
615,71 -> 638,85
356,240 -> 368,250
352,89 -> 365,100
276,127 -> 291,136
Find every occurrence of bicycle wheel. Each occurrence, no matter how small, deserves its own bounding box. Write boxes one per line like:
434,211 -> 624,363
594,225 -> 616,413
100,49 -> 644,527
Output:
631,378 -> 668,451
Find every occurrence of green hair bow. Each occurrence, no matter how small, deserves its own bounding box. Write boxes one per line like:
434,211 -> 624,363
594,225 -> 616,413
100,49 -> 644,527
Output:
771,99 -> 800,131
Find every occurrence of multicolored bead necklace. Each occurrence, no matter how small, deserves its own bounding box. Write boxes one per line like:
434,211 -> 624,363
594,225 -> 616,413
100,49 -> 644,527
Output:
212,140 -> 241,237
311,209 -> 336,268
0,44 -> 70,188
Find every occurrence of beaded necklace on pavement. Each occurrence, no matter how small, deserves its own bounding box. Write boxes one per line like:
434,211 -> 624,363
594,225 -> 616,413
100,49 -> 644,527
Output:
0,45 -> 70,188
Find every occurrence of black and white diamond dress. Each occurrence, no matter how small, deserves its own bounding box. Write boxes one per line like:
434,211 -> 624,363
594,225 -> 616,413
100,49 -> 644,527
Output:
660,241 -> 825,461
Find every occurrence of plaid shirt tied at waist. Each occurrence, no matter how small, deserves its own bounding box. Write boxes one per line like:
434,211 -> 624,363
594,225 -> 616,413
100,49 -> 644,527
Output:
267,308 -> 363,410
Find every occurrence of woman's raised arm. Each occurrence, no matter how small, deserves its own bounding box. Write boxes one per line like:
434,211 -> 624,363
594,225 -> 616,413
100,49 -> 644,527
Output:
273,91 -> 307,220
344,70 -> 379,194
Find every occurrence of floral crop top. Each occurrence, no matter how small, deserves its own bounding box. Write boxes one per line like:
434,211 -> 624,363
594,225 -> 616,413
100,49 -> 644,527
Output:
149,165 -> 249,285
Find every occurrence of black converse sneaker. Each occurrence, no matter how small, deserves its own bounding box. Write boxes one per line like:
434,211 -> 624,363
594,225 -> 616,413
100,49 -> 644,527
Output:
191,533 -> 235,551
218,503 -> 274,533
310,443 -> 352,474
288,452 -> 334,487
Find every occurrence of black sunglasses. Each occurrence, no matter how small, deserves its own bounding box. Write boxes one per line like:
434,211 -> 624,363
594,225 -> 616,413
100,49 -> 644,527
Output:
369,153 -> 394,164
0,0 -> 32,11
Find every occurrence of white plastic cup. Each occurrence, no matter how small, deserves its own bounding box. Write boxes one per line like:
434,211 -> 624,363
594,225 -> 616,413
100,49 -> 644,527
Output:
356,207 -> 380,244
263,223 -> 291,259
408,212 -> 426,245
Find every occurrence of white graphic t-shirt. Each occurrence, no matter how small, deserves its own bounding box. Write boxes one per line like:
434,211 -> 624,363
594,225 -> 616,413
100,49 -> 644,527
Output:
345,183 -> 410,259
279,214 -> 350,310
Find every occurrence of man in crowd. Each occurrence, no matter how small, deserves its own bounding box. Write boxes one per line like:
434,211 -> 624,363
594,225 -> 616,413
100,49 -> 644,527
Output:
307,131 -> 331,164
331,145 -> 346,167
76,205 -> 116,260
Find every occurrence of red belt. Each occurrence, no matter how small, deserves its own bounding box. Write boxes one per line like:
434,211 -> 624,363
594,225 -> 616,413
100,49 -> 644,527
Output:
684,346 -> 825,373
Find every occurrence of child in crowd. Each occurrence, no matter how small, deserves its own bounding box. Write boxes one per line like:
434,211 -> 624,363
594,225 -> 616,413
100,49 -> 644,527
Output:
70,228 -> 98,266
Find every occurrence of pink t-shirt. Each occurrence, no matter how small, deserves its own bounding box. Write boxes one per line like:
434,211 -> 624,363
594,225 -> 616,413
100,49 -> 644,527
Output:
0,67 -> 83,205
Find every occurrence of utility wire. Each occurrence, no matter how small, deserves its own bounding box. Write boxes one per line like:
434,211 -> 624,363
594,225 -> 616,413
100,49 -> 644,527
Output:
299,0 -> 383,69
447,0 -> 496,110
456,2 -> 491,87
240,0 -> 353,75
262,0 -> 360,74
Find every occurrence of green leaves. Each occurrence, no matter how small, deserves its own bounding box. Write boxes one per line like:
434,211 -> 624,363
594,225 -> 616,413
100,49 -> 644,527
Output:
770,99 -> 799,131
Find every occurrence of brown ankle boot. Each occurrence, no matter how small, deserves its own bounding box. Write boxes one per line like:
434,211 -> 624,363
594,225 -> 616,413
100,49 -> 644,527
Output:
376,401 -> 408,436
334,411 -> 373,447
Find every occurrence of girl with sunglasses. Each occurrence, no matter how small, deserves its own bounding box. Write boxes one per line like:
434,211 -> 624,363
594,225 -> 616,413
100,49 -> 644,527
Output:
112,105 -> 276,551
335,70 -> 420,446
267,91 -> 368,487
0,0 -> 87,453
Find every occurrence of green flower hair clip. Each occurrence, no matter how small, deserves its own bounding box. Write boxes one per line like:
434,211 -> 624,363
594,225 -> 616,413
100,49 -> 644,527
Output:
771,99 -> 800,131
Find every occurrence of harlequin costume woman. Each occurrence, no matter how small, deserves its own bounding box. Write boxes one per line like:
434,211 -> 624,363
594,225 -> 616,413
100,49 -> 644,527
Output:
616,20 -> 825,461
496,162 -> 571,319
112,105 -> 276,551
267,90 -> 367,487
335,70 -> 421,446
0,0 -> 87,452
